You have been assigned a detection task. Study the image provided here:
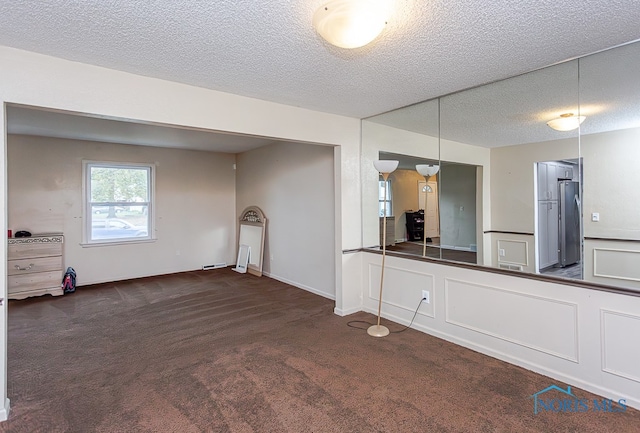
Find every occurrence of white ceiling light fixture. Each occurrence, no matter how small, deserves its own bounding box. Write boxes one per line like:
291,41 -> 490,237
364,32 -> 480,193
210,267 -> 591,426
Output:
546,113 -> 586,131
313,0 -> 391,49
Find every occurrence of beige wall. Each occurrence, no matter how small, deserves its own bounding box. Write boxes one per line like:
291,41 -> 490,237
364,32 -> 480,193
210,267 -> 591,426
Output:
581,127 -> 640,239
389,169 -> 424,242
489,137 -> 579,233
236,141 -> 336,298
8,135 -> 237,285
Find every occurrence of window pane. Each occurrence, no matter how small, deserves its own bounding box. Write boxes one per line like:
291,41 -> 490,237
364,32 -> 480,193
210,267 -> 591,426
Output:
87,162 -> 151,243
91,206 -> 149,240
90,166 -> 149,202
378,180 -> 386,200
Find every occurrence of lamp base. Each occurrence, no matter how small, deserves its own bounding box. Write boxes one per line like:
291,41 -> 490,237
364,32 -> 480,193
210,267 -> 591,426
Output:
367,324 -> 390,337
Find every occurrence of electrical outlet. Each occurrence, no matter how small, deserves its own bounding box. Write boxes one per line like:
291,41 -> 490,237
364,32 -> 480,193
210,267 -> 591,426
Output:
499,248 -> 506,257
421,290 -> 430,303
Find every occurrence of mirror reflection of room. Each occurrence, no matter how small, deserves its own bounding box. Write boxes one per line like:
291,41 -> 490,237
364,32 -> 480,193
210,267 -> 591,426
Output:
362,39 -> 640,292
375,152 -> 478,265
536,159 -> 582,280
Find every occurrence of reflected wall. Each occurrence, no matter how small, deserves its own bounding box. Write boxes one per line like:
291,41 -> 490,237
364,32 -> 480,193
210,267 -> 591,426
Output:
361,39 -> 640,291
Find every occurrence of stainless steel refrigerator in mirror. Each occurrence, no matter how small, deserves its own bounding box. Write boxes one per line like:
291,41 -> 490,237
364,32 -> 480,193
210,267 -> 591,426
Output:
558,180 -> 581,267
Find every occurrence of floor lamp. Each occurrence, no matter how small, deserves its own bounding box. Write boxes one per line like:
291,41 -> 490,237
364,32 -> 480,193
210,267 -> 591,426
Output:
368,159 -> 399,337
416,164 -> 440,258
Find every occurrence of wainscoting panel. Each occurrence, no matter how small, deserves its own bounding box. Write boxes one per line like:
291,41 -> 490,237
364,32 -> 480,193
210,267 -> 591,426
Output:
445,278 -> 578,361
368,264 -> 435,318
496,239 -> 528,266
593,248 -> 640,282
601,309 -> 640,383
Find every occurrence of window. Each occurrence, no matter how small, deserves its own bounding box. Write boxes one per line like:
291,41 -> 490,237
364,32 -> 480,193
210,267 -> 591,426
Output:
84,162 -> 153,244
378,179 -> 392,217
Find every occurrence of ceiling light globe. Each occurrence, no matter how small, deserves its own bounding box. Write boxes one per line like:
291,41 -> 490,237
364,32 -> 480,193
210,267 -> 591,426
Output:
313,0 -> 390,49
546,113 -> 586,131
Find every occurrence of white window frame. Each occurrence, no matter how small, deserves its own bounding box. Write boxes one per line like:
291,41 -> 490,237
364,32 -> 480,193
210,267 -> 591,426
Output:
82,160 -> 155,246
379,179 -> 393,217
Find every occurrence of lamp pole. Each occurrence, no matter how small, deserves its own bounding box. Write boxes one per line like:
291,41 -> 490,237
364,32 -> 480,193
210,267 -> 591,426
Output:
368,160 -> 399,338
416,164 -> 440,258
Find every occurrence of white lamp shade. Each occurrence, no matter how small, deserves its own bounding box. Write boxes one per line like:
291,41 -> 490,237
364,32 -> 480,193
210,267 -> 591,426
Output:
313,0 -> 390,49
373,159 -> 399,174
416,164 -> 439,177
546,114 -> 586,131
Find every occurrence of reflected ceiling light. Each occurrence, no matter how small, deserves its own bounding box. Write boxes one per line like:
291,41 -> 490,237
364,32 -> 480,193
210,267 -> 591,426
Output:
416,164 -> 439,178
546,113 -> 586,132
313,0 -> 391,49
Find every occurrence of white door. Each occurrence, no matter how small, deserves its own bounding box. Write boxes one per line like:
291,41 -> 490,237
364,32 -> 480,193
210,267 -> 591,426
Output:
418,180 -> 440,238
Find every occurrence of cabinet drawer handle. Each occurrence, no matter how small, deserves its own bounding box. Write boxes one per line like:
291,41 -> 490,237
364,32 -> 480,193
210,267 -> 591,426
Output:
15,263 -> 35,271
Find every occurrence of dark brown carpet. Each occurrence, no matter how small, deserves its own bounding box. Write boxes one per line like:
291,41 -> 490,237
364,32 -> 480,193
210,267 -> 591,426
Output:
2,268 -> 638,432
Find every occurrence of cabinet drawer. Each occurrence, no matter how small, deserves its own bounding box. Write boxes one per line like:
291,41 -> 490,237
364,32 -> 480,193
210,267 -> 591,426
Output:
8,242 -> 62,260
8,256 -> 63,276
9,270 -> 62,293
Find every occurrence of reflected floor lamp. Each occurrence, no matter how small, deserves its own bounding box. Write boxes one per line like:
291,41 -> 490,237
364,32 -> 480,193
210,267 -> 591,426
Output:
368,159 -> 399,338
416,164 -> 440,258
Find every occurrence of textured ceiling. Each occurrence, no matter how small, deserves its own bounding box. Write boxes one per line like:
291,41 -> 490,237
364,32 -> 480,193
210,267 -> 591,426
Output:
6,106 -> 276,153
367,40 -> 640,148
2,1 -> 640,119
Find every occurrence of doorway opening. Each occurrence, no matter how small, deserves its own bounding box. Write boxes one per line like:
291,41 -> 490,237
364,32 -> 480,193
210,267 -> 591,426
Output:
535,158 -> 582,279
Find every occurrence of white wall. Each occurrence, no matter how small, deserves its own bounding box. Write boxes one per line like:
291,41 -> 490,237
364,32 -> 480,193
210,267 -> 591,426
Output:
7,135 -> 236,285
236,141 -> 336,299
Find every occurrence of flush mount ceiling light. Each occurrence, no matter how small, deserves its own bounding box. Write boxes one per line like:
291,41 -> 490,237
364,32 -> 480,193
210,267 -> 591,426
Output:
313,0 -> 391,49
546,113 -> 586,131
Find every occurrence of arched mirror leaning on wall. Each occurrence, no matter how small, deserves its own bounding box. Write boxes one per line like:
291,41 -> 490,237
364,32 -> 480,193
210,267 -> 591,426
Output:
237,206 -> 267,277
361,38 -> 640,292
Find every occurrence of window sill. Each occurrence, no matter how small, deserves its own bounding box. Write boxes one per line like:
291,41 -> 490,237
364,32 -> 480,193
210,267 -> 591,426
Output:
80,238 -> 157,248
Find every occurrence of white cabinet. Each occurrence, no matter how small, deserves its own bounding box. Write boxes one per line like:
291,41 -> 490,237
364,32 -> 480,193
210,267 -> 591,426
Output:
8,234 -> 64,300
537,162 -> 558,200
538,202 -> 558,269
556,164 -> 574,180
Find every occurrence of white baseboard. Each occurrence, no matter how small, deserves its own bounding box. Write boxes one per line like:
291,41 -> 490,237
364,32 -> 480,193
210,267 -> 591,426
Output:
262,272 -> 336,301
334,306 -> 362,316
440,244 -> 473,251
0,398 -> 10,422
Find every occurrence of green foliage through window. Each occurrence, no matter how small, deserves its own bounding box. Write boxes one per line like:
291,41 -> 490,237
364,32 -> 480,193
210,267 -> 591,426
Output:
90,166 -> 149,202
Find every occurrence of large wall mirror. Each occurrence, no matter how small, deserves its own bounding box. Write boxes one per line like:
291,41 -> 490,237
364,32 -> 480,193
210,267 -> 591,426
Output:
362,39 -> 640,292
